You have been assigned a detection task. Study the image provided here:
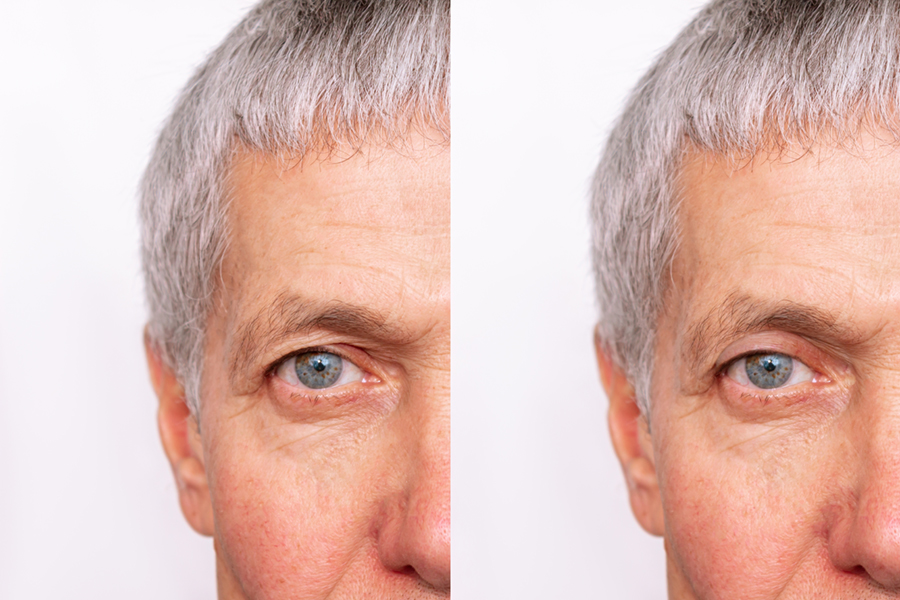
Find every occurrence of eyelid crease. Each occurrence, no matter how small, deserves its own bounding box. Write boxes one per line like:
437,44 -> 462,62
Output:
715,338 -> 836,377
685,292 -> 871,379
229,295 -> 418,392
716,348 -> 798,371
265,345 -> 341,377
272,346 -> 381,385
225,343 -> 371,399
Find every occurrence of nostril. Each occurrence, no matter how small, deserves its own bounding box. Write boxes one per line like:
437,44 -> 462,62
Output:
844,565 -> 867,577
827,495 -> 900,590
376,498 -> 451,591
390,565 -> 418,578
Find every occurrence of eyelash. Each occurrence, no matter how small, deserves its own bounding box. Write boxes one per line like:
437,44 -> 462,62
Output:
721,351 -> 816,391
268,346 -> 374,393
710,336 -> 856,419
268,345 -> 331,374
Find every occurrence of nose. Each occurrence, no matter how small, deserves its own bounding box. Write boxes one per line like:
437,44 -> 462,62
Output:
376,396 -> 450,591
828,405 -> 900,588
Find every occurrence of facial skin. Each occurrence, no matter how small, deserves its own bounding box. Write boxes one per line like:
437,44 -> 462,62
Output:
600,136 -> 900,599
146,132 -> 450,599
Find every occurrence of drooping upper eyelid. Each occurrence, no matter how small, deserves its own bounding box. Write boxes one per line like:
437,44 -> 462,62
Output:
720,349 -> 802,371
713,332 -> 832,373
266,344 -> 392,386
229,299 -> 417,387
251,340 -> 407,401
266,345 -> 335,376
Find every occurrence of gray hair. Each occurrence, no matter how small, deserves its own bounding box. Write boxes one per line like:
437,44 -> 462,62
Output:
591,0 -> 900,414
140,0 -> 450,414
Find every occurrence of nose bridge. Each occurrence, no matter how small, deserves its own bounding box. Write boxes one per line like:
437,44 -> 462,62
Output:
830,386 -> 900,587
376,373 -> 450,590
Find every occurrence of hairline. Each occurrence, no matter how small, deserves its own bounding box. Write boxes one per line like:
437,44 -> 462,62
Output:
192,114 -> 450,407
140,0 -> 450,415
591,0 -> 900,416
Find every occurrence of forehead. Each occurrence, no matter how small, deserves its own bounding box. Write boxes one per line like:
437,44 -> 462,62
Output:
676,142 -> 900,284
667,139 -> 900,368
219,138 -> 450,335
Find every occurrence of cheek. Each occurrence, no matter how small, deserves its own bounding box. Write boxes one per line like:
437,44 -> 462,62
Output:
213,459 -> 345,595
205,430 -> 385,599
656,427 -> 829,599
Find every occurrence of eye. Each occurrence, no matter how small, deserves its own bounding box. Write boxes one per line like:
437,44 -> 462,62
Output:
725,352 -> 815,390
275,351 -> 366,391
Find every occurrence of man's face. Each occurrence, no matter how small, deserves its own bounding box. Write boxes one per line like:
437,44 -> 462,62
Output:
153,134 -> 449,598
604,137 -> 900,598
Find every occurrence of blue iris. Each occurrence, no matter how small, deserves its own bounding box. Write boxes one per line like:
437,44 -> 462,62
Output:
745,353 -> 793,389
295,352 -> 343,389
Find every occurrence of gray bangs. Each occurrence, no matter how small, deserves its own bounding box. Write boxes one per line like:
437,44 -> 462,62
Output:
140,0 -> 450,413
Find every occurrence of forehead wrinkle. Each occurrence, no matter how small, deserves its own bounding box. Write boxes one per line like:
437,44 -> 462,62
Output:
229,291 -> 416,385
683,292 -> 871,376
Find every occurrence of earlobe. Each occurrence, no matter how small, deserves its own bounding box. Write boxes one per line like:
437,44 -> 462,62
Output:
144,331 -> 215,537
595,333 -> 665,537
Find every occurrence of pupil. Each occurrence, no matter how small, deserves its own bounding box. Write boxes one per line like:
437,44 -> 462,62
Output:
744,353 -> 793,389
295,351 -> 343,390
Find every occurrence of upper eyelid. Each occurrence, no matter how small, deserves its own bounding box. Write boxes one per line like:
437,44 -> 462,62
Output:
269,347 -> 382,393
720,350 -> 776,374
722,351 -> 819,389
721,350 -> 808,370
715,335 -> 817,369
268,345 -> 352,375
232,340 -> 382,399
265,343 -> 400,397
725,349 -> 795,363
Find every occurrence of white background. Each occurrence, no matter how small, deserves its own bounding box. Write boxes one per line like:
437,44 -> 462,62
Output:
0,0 -> 703,598
453,1 -> 703,598
0,2 -> 252,597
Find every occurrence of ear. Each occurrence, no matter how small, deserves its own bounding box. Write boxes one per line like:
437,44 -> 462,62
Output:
144,330 -> 215,536
594,333 -> 665,536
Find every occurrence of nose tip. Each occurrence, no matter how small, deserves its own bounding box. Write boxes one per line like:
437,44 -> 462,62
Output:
376,368 -> 450,591
827,410 -> 900,591
377,481 -> 451,591
830,493 -> 900,589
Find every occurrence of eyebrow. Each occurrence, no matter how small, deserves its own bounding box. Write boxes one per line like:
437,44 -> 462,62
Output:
683,292 -> 868,374
229,293 -> 415,382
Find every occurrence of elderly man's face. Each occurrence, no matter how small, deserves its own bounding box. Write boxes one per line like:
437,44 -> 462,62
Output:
148,134 -> 449,598
601,136 -> 900,598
